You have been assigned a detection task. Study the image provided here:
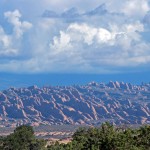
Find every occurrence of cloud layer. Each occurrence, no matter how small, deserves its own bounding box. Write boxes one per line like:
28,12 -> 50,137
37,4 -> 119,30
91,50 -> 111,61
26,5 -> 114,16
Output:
0,0 -> 150,73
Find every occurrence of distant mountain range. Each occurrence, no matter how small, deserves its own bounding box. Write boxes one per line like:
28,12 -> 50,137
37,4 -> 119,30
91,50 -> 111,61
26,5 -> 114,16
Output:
0,81 -> 150,127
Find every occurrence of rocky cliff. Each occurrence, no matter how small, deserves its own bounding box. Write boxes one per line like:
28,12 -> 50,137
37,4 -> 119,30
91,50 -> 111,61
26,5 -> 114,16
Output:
0,81 -> 150,127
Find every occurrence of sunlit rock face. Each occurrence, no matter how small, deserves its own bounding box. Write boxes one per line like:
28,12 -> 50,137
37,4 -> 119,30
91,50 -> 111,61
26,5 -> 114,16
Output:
0,82 -> 150,127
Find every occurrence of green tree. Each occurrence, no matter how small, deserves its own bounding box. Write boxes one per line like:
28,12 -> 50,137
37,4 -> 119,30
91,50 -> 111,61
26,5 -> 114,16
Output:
136,125 -> 150,149
46,123 -> 150,150
2,125 -> 46,150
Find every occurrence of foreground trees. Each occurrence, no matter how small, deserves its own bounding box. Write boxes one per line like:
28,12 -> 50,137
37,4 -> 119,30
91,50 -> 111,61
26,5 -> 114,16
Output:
47,123 -> 150,150
0,123 -> 150,150
0,125 -> 46,150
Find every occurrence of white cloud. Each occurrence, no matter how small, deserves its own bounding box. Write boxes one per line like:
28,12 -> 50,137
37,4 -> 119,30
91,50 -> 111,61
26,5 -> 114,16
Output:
50,31 -> 72,53
0,10 -> 32,57
107,0 -> 149,19
109,22 -> 144,49
50,22 -> 144,50
0,27 -> 11,48
122,0 -> 149,18
47,22 -> 150,73
4,10 -> 32,38
97,28 -> 112,43
0,26 -> 18,56
68,24 -> 97,45
63,23 -> 116,46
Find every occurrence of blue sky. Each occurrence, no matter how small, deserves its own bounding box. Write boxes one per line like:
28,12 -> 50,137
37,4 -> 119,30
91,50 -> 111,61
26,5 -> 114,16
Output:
0,0 -> 150,74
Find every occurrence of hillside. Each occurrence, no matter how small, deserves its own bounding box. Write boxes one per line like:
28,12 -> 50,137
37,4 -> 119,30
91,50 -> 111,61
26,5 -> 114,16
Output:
0,81 -> 150,127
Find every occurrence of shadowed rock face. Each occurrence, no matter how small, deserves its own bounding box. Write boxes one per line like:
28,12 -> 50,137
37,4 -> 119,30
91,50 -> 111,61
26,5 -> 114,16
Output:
0,81 -> 150,127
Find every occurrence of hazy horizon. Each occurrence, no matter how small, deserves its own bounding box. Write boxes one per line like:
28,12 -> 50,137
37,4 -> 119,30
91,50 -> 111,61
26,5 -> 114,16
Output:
0,72 -> 150,90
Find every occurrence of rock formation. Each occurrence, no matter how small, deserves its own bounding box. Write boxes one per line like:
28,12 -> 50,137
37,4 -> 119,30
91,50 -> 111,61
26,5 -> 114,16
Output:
0,82 -> 150,127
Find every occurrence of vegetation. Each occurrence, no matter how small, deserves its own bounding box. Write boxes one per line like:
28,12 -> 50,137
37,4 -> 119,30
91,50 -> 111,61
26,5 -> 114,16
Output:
0,123 -> 150,150
47,122 -> 150,150
0,125 -> 46,150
